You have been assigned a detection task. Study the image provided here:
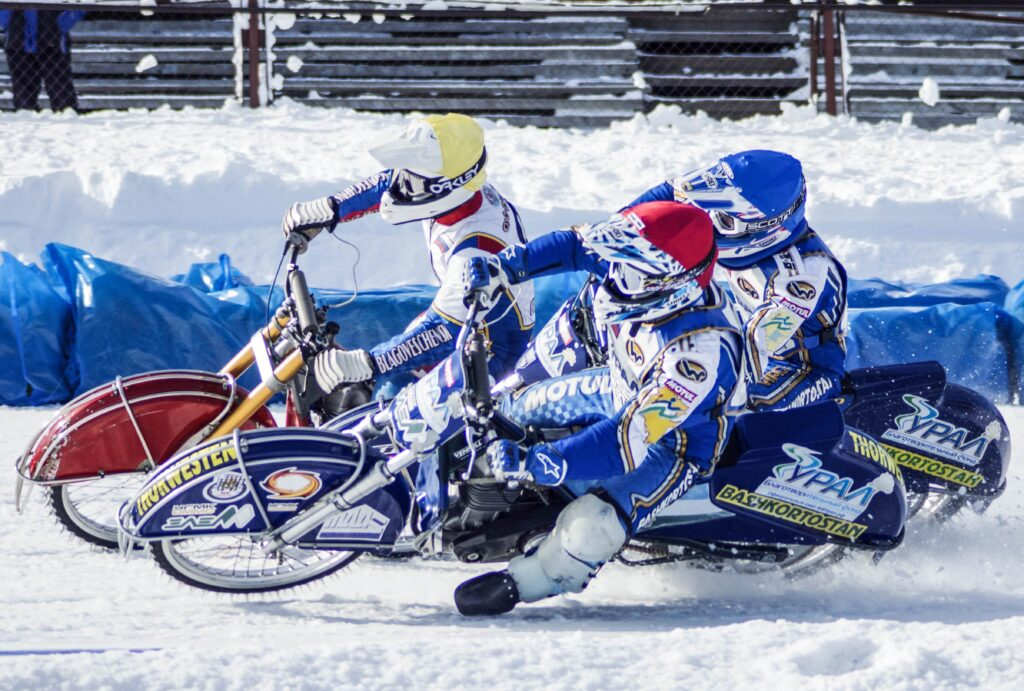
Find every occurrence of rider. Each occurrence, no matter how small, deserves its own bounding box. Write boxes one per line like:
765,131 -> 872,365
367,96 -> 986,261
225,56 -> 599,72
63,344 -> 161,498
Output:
280,113 -> 535,397
625,150 -> 847,412
454,201 -> 742,615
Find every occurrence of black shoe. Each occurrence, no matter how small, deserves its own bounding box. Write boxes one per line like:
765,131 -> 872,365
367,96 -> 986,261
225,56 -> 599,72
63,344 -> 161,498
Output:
454,571 -> 520,616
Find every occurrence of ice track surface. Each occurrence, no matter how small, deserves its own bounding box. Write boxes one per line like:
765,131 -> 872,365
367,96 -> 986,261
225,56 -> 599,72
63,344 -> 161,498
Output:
2,406 -> 1023,691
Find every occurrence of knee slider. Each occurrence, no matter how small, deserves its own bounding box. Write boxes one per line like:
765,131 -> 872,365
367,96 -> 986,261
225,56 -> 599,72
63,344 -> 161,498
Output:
508,494 -> 627,603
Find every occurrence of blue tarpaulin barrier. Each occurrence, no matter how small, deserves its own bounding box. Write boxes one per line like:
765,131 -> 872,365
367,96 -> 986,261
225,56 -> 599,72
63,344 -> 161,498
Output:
1,243 -> 1022,407
845,302 -> 1023,404
0,252 -> 73,405
848,275 -> 1009,309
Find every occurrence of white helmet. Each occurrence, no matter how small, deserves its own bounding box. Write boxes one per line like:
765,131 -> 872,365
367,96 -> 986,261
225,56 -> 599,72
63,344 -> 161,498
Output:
369,113 -> 487,224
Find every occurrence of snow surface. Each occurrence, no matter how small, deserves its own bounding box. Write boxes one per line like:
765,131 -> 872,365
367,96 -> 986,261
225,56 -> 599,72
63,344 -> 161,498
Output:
1,406 -> 1023,690
1,101 -> 1023,290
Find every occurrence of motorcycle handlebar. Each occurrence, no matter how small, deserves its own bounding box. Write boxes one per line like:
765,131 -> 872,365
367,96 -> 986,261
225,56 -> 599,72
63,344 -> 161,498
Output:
287,267 -> 318,336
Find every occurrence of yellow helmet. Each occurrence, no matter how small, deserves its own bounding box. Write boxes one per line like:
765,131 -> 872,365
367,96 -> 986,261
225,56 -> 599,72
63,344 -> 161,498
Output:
369,113 -> 487,224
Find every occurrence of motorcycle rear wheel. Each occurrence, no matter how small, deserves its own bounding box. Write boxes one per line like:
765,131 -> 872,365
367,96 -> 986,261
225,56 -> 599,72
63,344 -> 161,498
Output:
151,536 -> 361,594
906,491 -> 970,523
48,474 -> 148,550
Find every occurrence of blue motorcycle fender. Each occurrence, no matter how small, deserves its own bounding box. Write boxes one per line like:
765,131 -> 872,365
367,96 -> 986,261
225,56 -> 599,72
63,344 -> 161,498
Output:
119,429 -> 410,545
710,423 -> 906,549
842,364 -> 1010,497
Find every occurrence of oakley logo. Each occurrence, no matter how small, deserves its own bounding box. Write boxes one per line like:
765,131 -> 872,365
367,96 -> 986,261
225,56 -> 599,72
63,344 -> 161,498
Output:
428,160 -> 483,194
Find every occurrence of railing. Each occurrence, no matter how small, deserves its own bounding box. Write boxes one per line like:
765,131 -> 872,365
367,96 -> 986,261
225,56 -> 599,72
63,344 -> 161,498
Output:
1,1 -> 1023,128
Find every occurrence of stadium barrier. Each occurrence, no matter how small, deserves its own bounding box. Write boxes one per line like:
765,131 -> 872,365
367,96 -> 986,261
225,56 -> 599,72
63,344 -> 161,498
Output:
2,244 -> 1023,406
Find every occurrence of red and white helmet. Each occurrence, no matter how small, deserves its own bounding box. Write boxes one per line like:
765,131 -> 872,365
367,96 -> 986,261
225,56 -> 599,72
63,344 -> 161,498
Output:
578,201 -> 717,323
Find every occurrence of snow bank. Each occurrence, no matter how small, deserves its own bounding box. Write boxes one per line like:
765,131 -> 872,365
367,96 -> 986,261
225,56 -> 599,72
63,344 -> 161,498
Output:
1,101 -> 1022,290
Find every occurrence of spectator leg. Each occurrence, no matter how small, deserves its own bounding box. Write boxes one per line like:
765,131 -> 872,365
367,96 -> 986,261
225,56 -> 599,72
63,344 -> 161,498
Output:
5,49 -> 42,111
41,47 -> 78,112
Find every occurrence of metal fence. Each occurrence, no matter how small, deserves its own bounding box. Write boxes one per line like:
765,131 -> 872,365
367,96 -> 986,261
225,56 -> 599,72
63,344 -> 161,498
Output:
1,1 -> 1023,128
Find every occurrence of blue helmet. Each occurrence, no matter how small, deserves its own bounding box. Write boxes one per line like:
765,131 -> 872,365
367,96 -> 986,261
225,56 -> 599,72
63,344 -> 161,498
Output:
674,150 -> 808,268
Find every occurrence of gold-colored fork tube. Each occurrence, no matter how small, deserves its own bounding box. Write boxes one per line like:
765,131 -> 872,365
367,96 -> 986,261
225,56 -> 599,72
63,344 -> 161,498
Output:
208,348 -> 305,438
219,308 -> 292,378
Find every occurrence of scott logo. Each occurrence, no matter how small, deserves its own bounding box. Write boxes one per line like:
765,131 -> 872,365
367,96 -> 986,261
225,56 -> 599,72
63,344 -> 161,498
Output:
786,280 -> 817,301
882,394 -> 994,467
676,359 -> 707,382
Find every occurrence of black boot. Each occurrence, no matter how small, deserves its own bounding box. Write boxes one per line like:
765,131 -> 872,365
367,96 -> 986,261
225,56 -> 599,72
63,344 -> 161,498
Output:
454,571 -> 520,616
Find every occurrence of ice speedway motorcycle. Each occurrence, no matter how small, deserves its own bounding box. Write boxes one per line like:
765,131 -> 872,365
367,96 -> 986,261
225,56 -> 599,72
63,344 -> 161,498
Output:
14,242 -> 364,549
116,261 -> 984,595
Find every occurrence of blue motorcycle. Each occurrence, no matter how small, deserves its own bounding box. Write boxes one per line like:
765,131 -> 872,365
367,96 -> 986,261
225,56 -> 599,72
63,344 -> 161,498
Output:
118,275 -> 911,595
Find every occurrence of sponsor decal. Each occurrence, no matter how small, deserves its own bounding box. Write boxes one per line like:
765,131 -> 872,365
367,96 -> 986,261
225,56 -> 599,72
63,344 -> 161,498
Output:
676,359 -> 708,382
737,277 -> 760,300
848,431 -> 904,485
136,440 -> 239,517
715,484 -> 868,541
372,323 -> 453,374
534,450 -> 567,484
881,443 -> 984,489
664,378 -> 698,404
317,505 -> 390,541
625,339 -> 644,366
268,502 -> 300,512
161,504 -> 256,532
881,395 -> 993,467
203,470 -> 248,503
789,376 -> 835,407
754,443 -> 894,521
786,280 -> 817,301
260,468 -> 322,500
761,310 -> 797,350
638,463 -> 700,530
779,297 -> 811,319
635,387 -> 690,445
171,503 -> 216,517
625,211 -> 646,231
518,372 -> 611,412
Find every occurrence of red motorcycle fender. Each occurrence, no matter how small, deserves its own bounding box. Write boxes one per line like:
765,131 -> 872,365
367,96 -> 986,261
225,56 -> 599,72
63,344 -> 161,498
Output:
15,370 -> 277,485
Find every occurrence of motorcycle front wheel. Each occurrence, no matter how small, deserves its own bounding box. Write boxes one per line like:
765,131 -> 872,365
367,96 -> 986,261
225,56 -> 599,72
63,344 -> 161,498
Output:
152,536 -> 361,594
49,474 -> 148,550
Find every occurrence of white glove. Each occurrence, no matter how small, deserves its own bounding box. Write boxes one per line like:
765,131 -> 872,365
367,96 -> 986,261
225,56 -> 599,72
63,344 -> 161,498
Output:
462,255 -> 510,307
312,348 -> 375,393
281,197 -> 338,244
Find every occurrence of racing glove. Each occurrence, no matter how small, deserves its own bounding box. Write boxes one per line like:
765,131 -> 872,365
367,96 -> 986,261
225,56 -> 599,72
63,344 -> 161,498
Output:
281,197 -> 339,249
487,440 -> 567,487
462,255 -> 512,307
312,348 -> 376,393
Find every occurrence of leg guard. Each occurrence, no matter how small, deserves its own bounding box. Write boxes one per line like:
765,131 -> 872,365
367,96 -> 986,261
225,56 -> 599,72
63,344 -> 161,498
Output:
507,494 -> 627,603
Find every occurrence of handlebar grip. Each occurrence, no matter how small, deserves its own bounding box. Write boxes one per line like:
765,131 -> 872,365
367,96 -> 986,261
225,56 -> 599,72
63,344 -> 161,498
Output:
288,269 -> 318,336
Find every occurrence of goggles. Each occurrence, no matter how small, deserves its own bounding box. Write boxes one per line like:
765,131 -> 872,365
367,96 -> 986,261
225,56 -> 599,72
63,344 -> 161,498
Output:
710,184 -> 806,237
387,149 -> 487,205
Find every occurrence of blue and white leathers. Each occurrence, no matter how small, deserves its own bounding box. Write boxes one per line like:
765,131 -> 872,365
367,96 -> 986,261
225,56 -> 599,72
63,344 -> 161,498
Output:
330,173 -> 536,385
628,185 -> 847,412
498,231 -> 742,532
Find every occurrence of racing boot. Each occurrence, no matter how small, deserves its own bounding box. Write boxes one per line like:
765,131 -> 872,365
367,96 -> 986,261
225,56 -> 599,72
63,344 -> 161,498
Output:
454,494 -> 626,615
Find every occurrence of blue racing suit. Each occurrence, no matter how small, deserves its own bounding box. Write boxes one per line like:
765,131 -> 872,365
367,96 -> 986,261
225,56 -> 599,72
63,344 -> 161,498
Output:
328,173 -> 535,388
498,230 -> 742,532
627,186 -> 848,412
